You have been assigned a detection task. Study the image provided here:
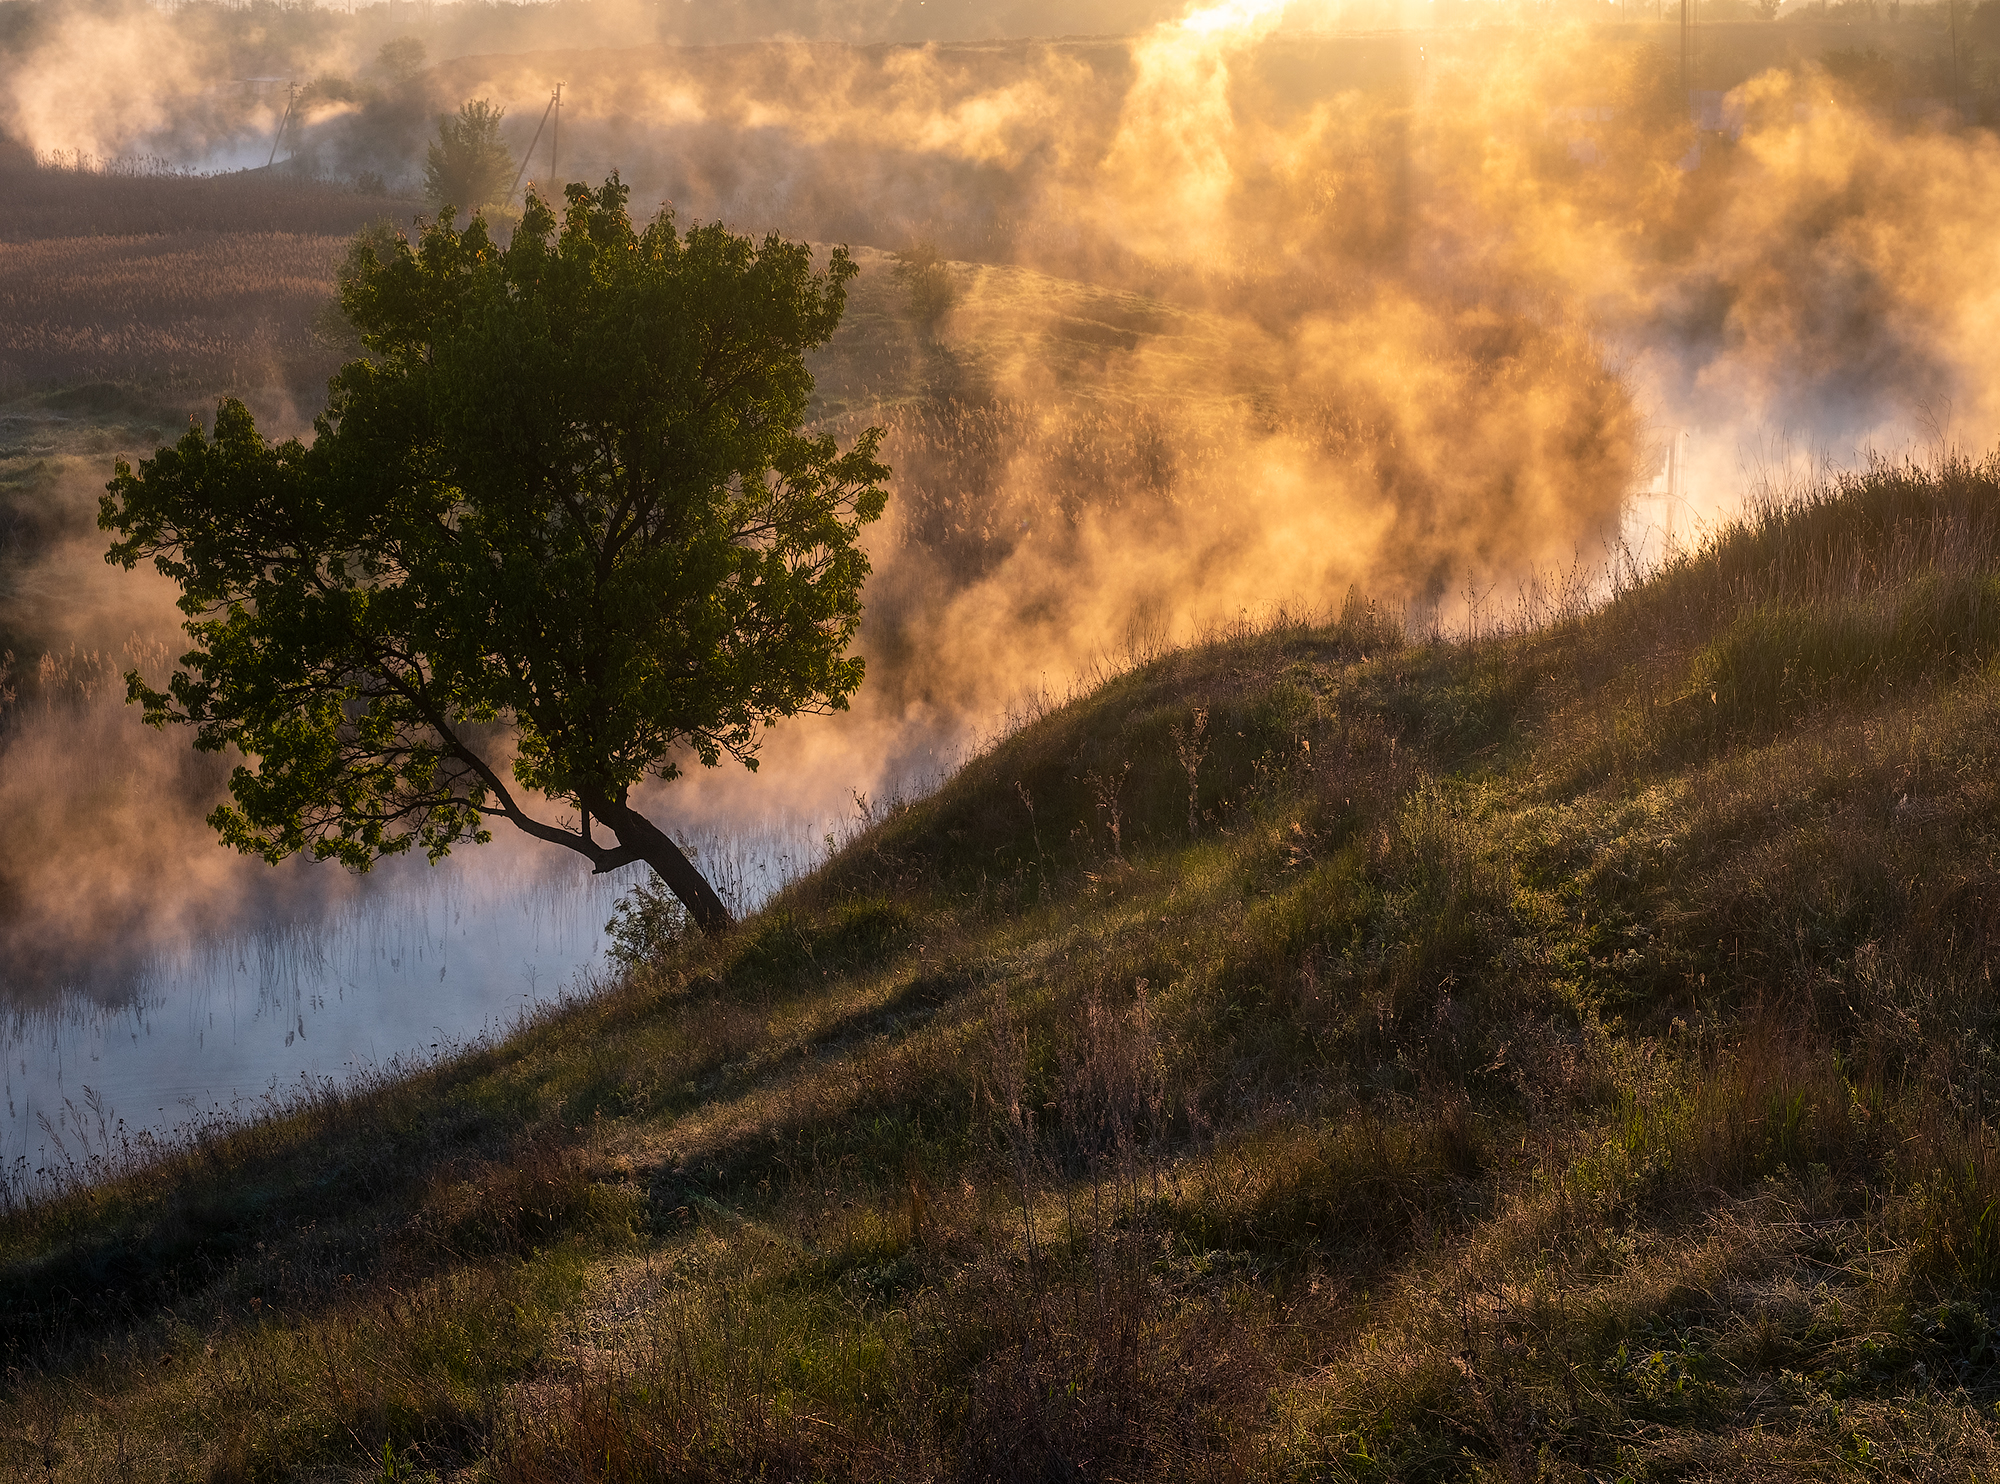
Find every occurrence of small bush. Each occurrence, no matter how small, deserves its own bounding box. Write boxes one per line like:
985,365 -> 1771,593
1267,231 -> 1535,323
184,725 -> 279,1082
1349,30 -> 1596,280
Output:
890,240 -> 957,334
607,877 -> 690,970
1615,1024 -> 1863,1195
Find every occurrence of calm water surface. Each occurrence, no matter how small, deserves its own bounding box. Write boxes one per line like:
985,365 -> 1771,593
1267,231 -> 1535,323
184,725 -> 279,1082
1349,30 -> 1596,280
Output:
0,824 -> 826,1174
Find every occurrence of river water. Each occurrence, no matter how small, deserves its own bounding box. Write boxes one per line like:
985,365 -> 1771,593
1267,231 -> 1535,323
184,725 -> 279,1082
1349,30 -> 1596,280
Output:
0,852 -> 630,1171
0,817 -> 838,1183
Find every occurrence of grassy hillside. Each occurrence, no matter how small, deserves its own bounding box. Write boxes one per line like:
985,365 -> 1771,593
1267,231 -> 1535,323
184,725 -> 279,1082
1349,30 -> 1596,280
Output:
4,452 -> 2000,1479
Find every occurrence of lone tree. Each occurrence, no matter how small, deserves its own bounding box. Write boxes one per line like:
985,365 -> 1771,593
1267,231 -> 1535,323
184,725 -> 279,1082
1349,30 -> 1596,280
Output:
100,180 -> 888,932
376,37 -> 426,89
424,98 -> 513,215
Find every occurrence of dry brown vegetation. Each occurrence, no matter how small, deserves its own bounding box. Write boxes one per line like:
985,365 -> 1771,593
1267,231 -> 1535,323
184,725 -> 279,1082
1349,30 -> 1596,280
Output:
0,231 -> 349,394
2,454 -> 2000,1478
0,162 -> 409,398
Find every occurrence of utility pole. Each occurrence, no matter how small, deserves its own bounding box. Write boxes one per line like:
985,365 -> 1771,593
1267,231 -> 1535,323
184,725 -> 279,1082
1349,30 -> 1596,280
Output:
266,81 -> 297,169
550,83 -> 562,194
1949,0 -> 1963,112
1666,430 -> 1688,548
505,85 -> 560,205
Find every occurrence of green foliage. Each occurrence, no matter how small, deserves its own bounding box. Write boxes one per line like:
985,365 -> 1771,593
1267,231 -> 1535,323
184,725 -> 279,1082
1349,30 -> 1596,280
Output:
377,37 -> 427,88
303,71 -> 362,107
1821,46 -> 1902,105
423,98 -> 512,215
1907,1142 -> 2000,1290
99,180 -> 887,927
606,877 -> 689,970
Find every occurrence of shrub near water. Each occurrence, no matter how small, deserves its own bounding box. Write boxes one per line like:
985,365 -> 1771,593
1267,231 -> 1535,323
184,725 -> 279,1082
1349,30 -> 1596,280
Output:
14,455 -> 2000,1478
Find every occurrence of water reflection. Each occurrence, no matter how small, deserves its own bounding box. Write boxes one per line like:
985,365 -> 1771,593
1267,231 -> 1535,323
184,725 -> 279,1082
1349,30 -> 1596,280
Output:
0,821 -> 830,1170
0,852 -> 626,1162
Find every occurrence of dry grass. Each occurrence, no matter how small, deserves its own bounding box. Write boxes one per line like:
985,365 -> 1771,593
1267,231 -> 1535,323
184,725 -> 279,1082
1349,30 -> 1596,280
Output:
0,161 -> 410,400
0,231 -> 350,396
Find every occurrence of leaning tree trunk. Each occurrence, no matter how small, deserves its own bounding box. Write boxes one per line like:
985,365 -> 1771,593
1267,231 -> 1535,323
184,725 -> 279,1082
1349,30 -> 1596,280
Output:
592,794 -> 734,934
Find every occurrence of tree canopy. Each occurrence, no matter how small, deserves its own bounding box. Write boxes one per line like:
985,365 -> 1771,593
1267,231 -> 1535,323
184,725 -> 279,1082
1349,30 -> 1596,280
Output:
424,98 -> 513,215
100,179 -> 888,932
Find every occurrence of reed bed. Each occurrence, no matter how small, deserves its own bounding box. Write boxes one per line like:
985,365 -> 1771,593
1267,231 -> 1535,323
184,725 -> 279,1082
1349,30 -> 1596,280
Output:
0,231 -> 350,395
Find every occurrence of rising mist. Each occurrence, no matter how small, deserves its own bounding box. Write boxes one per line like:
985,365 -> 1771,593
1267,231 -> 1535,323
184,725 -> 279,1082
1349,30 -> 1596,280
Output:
3,0 -> 1998,949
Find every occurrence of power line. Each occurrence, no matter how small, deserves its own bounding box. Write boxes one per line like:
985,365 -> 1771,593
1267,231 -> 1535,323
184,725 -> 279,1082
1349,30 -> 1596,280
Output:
506,88 -> 559,205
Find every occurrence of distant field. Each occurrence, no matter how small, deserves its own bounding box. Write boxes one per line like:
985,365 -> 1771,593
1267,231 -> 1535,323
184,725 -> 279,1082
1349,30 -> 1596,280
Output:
0,164 -> 412,399
0,230 -> 350,394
